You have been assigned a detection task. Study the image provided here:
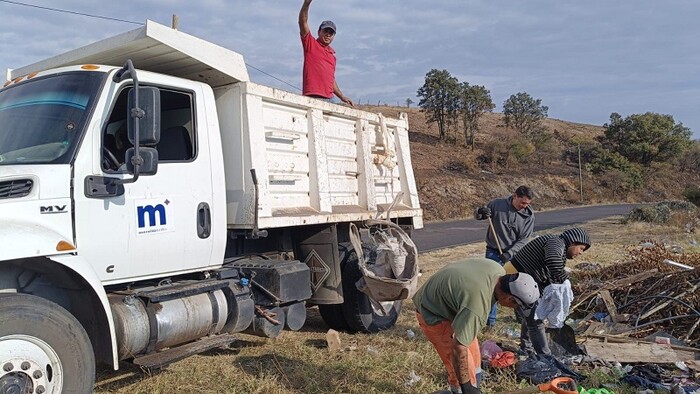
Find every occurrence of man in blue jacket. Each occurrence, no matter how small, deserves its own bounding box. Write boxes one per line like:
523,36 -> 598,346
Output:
475,185 -> 535,328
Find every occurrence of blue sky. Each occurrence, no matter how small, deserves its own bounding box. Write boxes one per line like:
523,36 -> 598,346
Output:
1,0 -> 699,138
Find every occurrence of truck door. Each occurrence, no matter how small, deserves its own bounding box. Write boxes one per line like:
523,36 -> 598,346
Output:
74,80 -> 216,283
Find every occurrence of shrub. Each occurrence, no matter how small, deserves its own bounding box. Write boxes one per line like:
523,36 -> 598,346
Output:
625,205 -> 672,224
624,200 -> 696,223
683,186 -> 700,207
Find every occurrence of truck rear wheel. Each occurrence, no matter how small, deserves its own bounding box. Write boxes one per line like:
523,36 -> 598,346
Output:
317,304 -> 350,331
340,251 -> 402,333
0,293 -> 95,393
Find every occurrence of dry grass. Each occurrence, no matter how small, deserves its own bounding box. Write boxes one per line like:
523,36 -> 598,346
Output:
95,215 -> 699,393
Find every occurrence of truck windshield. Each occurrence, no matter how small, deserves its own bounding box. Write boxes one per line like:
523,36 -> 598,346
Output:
0,71 -> 104,165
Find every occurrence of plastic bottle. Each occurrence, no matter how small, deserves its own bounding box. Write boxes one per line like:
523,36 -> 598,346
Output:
502,327 -> 520,338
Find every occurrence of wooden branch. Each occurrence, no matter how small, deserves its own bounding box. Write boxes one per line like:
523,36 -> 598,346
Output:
639,283 -> 699,321
599,290 -> 621,323
572,269 -> 659,310
686,318 -> 700,342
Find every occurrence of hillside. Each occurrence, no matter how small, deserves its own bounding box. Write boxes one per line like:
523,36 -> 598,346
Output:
359,106 -> 700,221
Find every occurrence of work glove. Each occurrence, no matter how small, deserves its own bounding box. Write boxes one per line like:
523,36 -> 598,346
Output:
499,253 -> 509,263
474,206 -> 491,220
460,382 -> 481,394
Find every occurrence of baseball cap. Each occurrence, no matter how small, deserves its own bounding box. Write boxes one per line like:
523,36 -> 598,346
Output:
319,20 -> 336,33
508,273 -> 540,314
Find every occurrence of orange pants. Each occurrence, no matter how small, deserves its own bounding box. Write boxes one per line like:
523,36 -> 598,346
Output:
416,312 -> 481,387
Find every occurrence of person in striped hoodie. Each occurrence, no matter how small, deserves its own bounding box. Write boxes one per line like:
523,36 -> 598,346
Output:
508,227 -> 591,355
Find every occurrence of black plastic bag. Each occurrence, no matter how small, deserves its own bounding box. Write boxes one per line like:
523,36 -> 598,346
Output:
516,354 -> 585,385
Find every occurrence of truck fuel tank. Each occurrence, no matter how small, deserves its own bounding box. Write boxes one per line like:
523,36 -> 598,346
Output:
109,279 -> 254,360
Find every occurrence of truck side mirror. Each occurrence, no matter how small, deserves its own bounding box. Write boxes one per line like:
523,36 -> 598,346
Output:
128,87 -> 161,145
125,147 -> 158,175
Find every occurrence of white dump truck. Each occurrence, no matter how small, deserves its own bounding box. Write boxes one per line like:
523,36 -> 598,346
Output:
0,20 -> 422,392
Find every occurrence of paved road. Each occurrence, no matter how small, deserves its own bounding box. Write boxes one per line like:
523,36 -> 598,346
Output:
412,203 -> 641,252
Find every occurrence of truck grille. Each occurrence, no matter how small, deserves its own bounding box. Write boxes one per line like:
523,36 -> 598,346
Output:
0,179 -> 34,199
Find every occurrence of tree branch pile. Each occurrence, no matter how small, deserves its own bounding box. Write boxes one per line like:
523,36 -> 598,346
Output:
570,241 -> 700,347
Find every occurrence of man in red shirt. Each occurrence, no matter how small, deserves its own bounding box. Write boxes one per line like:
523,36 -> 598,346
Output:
298,0 -> 354,106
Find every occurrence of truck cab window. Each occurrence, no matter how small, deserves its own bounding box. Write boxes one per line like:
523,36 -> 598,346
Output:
102,88 -> 195,171
0,72 -> 103,165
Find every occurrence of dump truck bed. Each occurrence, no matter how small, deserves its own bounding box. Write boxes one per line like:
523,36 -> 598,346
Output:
215,82 -> 422,229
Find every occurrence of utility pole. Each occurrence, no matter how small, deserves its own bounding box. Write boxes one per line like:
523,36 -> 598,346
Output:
578,144 -> 583,203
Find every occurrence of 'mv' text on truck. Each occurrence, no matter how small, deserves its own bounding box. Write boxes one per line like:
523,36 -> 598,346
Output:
0,20 -> 422,392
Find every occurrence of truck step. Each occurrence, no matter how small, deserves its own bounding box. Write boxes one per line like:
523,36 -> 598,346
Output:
132,334 -> 237,369
135,280 -> 230,303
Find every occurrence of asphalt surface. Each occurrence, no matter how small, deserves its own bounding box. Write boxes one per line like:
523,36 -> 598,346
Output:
412,203 -> 641,252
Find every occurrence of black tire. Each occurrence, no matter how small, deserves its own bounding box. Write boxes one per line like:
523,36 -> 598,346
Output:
317,303 -> 351,331
0,293 -> 95,393
340,250 -> 402,333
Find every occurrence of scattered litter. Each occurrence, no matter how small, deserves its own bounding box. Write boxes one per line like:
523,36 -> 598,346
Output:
577,386 -> 615,394
663,259 -> 695,270
491,351 -> 517,368
406,329 -> 416,340
501,327 -> 520,339
480,340 -> 502,361
326,329 -> 341,353
670,245 -> 684,254
675,361 -> 689,372
591,312 -> 608,322
366,345 -> 379,355
404,370 -> 421,388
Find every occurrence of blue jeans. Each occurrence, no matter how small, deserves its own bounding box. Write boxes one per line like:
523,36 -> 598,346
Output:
485,248 -> 504,326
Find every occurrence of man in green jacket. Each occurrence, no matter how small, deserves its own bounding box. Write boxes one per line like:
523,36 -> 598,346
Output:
413,258 -> 540,394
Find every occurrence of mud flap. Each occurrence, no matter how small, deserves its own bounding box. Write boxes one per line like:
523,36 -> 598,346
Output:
293,224 -> 343,304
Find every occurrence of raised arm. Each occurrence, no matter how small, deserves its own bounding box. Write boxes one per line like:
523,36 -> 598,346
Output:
299,0 -> 312,37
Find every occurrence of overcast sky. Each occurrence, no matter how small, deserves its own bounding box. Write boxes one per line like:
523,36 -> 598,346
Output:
1,0 -> 698,138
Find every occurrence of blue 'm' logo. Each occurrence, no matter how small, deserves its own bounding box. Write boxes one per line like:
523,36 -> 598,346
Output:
137,204 -> 167,228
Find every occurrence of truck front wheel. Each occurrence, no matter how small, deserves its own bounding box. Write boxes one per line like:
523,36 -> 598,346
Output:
340,252 -> 402,333
0,293 -> 95,393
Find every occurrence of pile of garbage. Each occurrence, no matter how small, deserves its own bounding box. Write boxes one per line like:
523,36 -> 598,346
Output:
492,241 -> 700,392
570,241 -> 699,347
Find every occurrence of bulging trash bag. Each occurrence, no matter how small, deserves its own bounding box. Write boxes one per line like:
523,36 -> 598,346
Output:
350,219 -> 419,302
516,354 -> 584,385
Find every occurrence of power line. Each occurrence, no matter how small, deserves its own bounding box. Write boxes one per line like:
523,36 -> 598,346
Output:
0,0 -> 142,25
246,63 -> 301,92
1,0 -> 301,92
